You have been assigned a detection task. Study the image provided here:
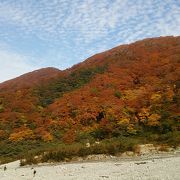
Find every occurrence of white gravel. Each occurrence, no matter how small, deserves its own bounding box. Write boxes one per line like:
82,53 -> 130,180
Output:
0,155 -> 180,180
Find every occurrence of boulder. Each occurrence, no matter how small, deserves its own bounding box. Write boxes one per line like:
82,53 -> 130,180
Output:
135,144 -> 157,155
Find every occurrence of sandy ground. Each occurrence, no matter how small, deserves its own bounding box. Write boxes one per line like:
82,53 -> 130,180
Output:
0,154 -> 180,180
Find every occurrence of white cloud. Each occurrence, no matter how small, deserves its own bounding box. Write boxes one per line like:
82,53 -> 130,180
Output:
0,0 -> 179,45
0,48 -> 38,83
0,0 -> 179,81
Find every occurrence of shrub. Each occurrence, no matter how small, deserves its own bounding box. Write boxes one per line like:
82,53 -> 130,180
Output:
20,156 -> 38,166
114,91 -> 122,99
0,105 -> 4,113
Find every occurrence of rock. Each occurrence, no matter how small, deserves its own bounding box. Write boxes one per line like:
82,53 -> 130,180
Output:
120,151 -> 135,157
135,162 -> 147,165
99,175 -> 109,178
167,147 -> 174,152
85,154 -> 109,161
34,156 -> 39,159
95,141 -> 100,144
114,163 -> 121,166
64,158 -> 70,162
135,144 -> 158,155
126,151 -> 134,156
110,155 -> 116,159
71,157 -> 83,161
86,143 -> 91,148
76,157 -> 84,161
121,152 -> 128,157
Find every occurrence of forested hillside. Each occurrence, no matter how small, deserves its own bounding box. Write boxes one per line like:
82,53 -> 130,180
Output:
0,36 -> 179,163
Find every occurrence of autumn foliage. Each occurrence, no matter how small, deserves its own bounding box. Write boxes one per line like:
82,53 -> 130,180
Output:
0,36 -> 179,150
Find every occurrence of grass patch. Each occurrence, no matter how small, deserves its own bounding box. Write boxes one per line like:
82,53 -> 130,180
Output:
1,131 -> 179,165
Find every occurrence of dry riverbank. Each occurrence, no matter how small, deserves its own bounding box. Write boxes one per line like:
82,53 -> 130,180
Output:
0,151 -> 180,180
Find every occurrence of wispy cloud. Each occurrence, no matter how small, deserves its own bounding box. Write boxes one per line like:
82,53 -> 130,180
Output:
0,0 -> 179,82
0,0 -> 179,43
0,43 -> 38,82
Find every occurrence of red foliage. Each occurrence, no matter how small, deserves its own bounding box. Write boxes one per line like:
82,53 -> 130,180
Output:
0,36 -> 179,142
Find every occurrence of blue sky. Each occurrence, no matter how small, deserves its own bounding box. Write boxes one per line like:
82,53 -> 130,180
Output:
0,0 -> 179,82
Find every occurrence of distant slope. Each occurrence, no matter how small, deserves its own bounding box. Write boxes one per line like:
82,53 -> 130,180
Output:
0,67 -> 61,91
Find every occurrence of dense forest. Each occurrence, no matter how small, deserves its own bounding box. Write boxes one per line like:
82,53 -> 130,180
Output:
0,36 -> 179,164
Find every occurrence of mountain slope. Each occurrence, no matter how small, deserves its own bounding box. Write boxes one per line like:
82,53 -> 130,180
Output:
0,67 -> 61,91
0,36 -> 179,163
